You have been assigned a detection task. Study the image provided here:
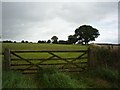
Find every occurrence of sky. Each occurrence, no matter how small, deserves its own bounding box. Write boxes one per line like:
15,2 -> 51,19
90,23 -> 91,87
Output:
1,0 -> 119,43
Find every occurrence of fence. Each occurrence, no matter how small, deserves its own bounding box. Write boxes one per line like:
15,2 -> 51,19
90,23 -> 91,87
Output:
3,48 -> 89,74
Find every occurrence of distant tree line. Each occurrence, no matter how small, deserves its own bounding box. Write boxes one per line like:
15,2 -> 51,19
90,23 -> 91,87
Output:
2,25 -> 100,45
2,40 -> 30,43
2,40 -> 16,43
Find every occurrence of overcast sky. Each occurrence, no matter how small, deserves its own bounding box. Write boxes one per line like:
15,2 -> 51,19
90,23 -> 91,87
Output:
2,1 -> 119,43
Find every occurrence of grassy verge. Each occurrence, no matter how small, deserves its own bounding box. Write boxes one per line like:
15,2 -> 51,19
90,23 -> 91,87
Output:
69,67 -> 119,88
2,71 -> 37,88
2,67 -> 119,88
36,67 -> 85,88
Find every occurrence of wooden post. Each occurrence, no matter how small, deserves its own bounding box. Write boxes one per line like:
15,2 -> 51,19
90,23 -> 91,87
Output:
4,48 -> 11,71
88,47 -> 91,67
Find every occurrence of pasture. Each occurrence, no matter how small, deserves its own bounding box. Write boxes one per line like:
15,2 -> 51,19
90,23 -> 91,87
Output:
2,43 -> 88,51
2,43 -> 120,88
2,43 -> 88,74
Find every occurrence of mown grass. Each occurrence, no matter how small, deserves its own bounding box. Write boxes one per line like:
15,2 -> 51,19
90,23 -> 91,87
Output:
2,43 -> 88,51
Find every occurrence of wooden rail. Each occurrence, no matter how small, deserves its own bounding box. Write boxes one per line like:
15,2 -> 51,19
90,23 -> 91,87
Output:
3,48 -> 88,74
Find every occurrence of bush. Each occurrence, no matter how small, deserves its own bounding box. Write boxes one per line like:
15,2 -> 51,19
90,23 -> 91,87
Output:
2,71 -> 36,88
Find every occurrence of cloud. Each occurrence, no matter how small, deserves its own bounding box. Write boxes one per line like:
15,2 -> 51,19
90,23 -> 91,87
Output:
2,2 -> 118,43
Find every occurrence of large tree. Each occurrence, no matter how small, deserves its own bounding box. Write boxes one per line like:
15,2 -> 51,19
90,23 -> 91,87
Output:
68,35 -> 77,44
75,25 -> 100,44
51,36 -> 58,44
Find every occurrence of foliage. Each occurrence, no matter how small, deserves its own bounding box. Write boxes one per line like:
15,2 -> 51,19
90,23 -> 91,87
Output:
58,40 -> 68,44
37,67 -> 82,88
47,39 -> 51,43
2,71 -> 37,88
74,25 -> 100,44
51,36 -> 58,44
68,35 -> 77,44
87,67 -> 119,88
38,40 -> 46,43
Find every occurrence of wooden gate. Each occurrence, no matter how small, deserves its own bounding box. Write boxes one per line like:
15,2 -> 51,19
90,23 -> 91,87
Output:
3,48 -> 88,74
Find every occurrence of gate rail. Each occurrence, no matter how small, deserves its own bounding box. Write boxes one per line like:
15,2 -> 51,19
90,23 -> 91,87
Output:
3,48 -> 89,74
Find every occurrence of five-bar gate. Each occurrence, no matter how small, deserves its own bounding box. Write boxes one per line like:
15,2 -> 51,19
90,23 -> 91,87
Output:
3,48 -> 88,74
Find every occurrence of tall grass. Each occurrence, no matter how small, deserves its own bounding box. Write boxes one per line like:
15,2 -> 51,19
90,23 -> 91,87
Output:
2,71 -> 37,88
37,67 -> 85,88
88,67 -> 119,88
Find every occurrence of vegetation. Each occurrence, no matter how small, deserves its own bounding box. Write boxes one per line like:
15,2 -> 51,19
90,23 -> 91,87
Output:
2,71 -> 37,88
3,67 -> 119,88
74,25 -> 100,44
89,45 -> 120,70
2,43 -> 88,51
2,43 -> 119,88
68,35 -> 77,44
70,67 -> 119,88
51,36 -> 58,44
37,67 -> 81,88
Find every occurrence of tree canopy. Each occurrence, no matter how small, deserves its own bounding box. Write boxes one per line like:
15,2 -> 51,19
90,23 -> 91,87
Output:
51,36 -> 58,44
68,35 -> 77,44
74,25 -> 100,44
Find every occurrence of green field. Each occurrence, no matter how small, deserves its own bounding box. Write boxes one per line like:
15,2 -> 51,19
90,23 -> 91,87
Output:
2,43 -> 88,51
2,43 -> 119,88
2,43 -> 88,72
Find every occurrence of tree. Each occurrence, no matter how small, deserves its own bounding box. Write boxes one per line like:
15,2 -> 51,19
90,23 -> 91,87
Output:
68,35 -> 77,44
58,40 -> 68,44
47,40 -> 51,43
38,40 -> 46,43
75,25 -> 100,44
25,41 -> 28,43
21,40 -> 25,43
51,36 -> 58,44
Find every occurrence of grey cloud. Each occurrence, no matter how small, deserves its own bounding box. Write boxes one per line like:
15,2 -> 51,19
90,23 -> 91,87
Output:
54,2 -> 117,24
2,2 -> 118,43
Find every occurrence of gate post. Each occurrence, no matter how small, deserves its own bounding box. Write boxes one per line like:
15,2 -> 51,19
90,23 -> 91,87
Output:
88,47 -> 91,67
4,48 -> 11,71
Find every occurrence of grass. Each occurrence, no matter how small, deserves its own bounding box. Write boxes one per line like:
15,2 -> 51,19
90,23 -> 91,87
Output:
36,66 -> 120,88
2,43 -> 88,88
37,67 -> 85,88
69,67 -> 119,88
2,71 -> 37,88
2,43 -> 88,51
2,43 -> 88,71
2,66 -> 119,88
2,43 -> 119,88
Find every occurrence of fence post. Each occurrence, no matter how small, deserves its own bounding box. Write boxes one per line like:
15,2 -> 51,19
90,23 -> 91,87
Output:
88,47 -> 91,67
4,48 -> 11,71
